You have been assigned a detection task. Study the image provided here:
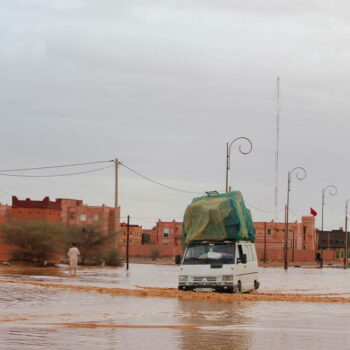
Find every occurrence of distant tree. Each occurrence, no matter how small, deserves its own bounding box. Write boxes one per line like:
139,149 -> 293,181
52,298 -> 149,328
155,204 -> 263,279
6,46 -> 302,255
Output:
103,248 -> 122,266
1,220 -> 69,264
69,224 -> 116,265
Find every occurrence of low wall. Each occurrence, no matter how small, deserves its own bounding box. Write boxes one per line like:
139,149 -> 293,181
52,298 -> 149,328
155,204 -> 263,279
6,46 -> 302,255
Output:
119,244 -> 183,258
119,244 -> 335,262
256,248 -> 334,262
0,243 -> 12,262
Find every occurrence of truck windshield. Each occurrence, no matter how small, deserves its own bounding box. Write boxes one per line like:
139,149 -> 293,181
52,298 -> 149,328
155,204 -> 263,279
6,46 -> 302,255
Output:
183,243 -> 235,264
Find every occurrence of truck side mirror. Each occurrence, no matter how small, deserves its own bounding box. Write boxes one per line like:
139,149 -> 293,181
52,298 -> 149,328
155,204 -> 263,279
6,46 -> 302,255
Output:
175,254 -> 181,265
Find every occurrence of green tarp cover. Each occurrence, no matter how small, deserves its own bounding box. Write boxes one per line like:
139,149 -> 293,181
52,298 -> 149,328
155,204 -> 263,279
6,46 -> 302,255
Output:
183,191 -> 255,243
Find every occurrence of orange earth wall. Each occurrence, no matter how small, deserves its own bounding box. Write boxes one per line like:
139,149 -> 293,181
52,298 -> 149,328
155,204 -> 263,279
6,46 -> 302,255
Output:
119,244 -> 183,258
255,247 -> 334,262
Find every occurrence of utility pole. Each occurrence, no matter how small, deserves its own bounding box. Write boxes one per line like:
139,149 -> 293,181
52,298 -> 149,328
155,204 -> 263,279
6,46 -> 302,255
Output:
126,215 -> 130,271
344,200 -> 350,269
284,204 -> 288,270
115,159 -> 120,248
284,167 -> 307,270
320,185 -> 337,268
264,222 -> 267,263
275,77 -> 280,220
292,229 -> 295,262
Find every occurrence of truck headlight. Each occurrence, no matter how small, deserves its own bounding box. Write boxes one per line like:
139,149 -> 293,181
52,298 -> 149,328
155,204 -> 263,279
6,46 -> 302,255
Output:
179,275 -> 188,282
222,275 -> 233,282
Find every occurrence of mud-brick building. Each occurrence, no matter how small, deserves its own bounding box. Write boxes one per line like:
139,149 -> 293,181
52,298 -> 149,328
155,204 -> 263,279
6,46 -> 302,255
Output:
316,229 -> 350,260
10,196 -> 117,235
62,199 -> 116,234
118,222 -> 156,257
0,197 -> 118,262
254,216 -> 333,262
12,196 -> 62,222
117,220 -> 183,258
155,220 -> 183,249
119,222 -> 156,245
316,229 -> 350,250
118,217 -> 323,261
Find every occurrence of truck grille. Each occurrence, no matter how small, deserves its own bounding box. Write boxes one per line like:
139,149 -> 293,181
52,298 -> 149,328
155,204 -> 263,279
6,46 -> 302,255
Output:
193,276 -> 217,284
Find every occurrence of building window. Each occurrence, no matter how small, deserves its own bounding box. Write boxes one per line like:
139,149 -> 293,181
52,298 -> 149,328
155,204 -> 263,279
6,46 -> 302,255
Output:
267,229 -> 272,236
142,233 -> 151,244
163,243 -> 169,246
80,214 -> 87,221
69,213 -> 75,220
93,214 -> 99,222
163,228 -> 170,238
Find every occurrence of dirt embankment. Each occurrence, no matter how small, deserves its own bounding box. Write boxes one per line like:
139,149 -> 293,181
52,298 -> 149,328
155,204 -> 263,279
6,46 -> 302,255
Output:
1,280 -> 350,304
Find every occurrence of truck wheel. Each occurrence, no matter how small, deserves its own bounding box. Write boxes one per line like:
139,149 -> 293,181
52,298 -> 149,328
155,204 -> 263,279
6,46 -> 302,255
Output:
254,280 -> 260,290
237,281 -> 242,293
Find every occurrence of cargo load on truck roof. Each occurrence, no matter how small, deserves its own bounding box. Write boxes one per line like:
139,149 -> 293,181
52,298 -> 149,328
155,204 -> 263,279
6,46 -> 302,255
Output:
183,191 -> 255,243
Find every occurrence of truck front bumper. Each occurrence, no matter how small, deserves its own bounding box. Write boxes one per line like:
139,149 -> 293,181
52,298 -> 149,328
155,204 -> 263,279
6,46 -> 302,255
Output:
178,284 -> 236,293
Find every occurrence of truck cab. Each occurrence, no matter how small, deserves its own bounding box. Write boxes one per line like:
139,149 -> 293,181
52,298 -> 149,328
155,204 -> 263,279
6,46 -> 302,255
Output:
178,241 -> 259,293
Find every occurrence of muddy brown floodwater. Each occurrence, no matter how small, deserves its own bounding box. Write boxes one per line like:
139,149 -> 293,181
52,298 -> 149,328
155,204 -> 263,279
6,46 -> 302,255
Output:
1,264 -> 350,350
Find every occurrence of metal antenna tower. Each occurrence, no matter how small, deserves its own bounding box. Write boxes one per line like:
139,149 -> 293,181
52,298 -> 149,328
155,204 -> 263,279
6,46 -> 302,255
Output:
274,77 -> 280,220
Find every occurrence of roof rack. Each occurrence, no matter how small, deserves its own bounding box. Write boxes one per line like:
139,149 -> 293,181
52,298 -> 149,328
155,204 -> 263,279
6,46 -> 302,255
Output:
205,191 -> 219,196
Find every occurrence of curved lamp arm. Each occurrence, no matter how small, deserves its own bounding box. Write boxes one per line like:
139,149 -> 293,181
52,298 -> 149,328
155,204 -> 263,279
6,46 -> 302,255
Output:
289,166 -> 307,181
228,136 -> 253,155
227,137 -> 253,170
322,185 -> 337,204
288,167 -> 307,192
225,136 -> 253,193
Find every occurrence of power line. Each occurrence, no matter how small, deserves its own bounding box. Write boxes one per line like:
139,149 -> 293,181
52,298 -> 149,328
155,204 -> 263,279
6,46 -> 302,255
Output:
0,158 -> 301,218
120,162 -> 203,195
0,165 -> 114,178
0,160 -> 114,172
120,161 -> 289,212
245,200 -> 284,214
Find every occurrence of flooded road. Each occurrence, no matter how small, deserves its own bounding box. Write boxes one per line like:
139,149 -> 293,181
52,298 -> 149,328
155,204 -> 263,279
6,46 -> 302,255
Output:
1,264 -> 350,349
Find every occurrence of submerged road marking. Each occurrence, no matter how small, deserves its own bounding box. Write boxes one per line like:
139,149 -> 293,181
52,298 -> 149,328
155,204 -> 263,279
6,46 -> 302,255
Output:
1,280 -> 350,304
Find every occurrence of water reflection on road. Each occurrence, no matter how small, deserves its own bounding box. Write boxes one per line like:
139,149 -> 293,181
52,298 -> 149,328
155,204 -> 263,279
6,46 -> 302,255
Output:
1,264 -> 350,350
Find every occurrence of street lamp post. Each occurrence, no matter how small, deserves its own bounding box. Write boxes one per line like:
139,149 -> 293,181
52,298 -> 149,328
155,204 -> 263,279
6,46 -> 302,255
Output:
344,200 -> 350,269
225,137 -> 253,193
320,185 -> 337,268
284,167 -> 307,270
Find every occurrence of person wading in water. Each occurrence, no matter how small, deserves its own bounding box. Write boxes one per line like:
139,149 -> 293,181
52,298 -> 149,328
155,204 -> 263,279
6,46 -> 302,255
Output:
67,243 -> 80,277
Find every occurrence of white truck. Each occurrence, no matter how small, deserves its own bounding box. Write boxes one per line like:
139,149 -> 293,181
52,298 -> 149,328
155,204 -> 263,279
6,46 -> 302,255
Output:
177,191 -> 259,293
178,240 -> 259,293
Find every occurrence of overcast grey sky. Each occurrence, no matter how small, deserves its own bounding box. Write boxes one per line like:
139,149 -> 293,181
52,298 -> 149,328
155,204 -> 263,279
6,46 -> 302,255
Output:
1,0 -> 350,228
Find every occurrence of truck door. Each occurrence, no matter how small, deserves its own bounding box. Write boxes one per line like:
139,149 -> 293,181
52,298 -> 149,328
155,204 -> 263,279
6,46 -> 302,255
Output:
237,244 -> 248,291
